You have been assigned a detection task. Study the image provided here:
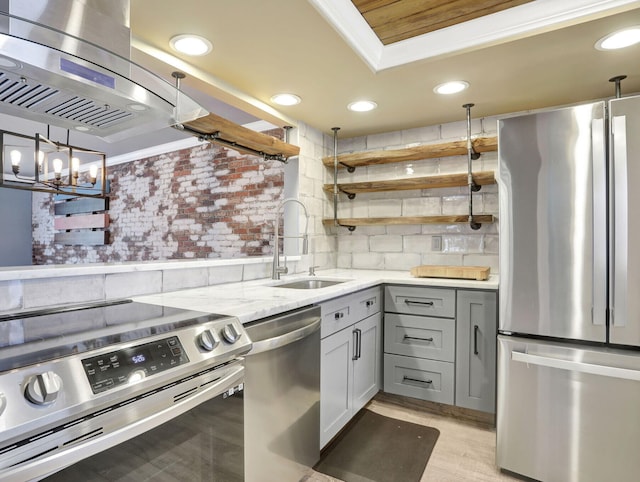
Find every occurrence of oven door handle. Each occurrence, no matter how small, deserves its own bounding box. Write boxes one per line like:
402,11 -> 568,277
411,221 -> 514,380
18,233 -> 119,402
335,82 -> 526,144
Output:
248,317 -> 321,355
0,363 -> 244,482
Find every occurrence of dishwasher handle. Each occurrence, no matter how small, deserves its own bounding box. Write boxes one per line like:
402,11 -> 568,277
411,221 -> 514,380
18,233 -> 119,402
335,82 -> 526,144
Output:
512,350 -> 640,382
248,318 -> 321,355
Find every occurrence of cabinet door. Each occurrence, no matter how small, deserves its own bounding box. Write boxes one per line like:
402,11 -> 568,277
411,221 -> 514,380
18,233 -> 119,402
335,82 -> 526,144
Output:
352,312 -> 382,414
456,290 -> 497,413
320,328 -> 353,448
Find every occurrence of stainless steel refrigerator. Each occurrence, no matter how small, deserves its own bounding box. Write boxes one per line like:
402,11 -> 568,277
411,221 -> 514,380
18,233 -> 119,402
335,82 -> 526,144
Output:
497,94 -> 640,482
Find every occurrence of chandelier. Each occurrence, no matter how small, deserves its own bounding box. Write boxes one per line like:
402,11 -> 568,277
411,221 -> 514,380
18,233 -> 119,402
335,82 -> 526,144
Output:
0,129 -> 108,198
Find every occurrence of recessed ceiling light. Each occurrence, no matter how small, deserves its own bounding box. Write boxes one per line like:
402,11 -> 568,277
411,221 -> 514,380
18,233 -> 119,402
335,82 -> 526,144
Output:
169,34 -> 213,56
271,93 -> 301,106
347,100 -> 377,112
74,126 -> 90,132
595,26 -> 640,50
433,81 -> 470,95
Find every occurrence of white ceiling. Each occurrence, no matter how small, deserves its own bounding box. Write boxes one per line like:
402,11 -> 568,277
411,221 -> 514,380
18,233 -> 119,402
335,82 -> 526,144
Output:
126,0 -> 640,142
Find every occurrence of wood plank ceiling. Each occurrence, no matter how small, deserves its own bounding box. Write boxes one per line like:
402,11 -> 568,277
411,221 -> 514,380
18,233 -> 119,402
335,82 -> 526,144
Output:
352,0 -> 535,45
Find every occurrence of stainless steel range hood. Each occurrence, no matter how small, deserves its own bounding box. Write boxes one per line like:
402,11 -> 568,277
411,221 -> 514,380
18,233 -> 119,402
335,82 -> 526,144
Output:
0,0 -> 208,142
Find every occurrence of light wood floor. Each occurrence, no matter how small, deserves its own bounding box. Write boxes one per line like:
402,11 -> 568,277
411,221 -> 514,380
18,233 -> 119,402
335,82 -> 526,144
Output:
304,395 -> 522,482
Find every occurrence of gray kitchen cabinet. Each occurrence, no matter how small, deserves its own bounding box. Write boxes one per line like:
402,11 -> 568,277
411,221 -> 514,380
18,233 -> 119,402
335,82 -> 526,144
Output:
455,290 -> 497,413
320,287 -> 382,448
383,285 -> 497,414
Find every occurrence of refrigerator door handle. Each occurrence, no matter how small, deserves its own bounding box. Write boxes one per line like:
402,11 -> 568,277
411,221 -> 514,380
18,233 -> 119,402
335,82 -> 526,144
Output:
592,117 -> 607,326
511,350 -> 640,381
612,115 -> 628,327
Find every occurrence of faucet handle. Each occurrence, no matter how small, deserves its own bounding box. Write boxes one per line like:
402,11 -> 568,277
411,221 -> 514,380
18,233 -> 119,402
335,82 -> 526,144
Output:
309,265 -> 320,276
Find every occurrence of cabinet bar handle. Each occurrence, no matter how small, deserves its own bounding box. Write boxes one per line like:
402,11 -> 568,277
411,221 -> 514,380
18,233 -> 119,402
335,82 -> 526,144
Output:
404,299 -> 434,307
403,376 -> 432,385
352,329 -> 358,360
334,312 -> 344,320
356,328 -> 362,360
403,335 -> 434,342
473,325 -> 479,355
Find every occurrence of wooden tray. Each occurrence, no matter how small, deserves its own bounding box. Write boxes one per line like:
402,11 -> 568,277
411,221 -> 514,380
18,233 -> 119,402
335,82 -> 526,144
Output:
410,265 -> 490,281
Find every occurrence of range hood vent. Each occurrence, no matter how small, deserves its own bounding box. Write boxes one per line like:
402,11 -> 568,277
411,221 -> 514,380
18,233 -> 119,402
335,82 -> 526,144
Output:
0,0 -> 208,142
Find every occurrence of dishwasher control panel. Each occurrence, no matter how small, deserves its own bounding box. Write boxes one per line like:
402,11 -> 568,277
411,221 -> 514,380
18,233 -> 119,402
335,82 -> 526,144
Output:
82,336 -> 189,394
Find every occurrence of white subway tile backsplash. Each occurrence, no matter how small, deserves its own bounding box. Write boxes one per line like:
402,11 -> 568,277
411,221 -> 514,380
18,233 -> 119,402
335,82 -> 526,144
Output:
442,235 -> 483,253
401,126 -> 440,144
0,281 -> 22,313
337,235 -> 369,253
336,252 -> 352,269
330,116 -> 501,272
370,235 -> 403,252
337,136 -> 367,154
367,131 -> 403,149
484,235 -> 499,254
387,224 -> 422,235
403,235 -> 432,254
106,271 -> 162,299
441,119 -> 482,139
23,276 -> 105,309
384,253 -> 421,271
368,199 -> 401,217
352,252 -> 384,269
208,265 -> 243,285
403,197 -> 441,216
162,268 -> 209,292
438,157 -> 469,174
443,194 -> 484,214
242,262 -> 272,281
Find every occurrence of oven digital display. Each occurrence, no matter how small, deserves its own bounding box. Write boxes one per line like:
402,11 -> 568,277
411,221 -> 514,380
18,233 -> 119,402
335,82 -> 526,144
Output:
82,336 -> 189,394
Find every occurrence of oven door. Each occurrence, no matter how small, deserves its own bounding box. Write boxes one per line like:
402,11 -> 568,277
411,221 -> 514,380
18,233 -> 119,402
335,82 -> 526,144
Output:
1,362 -> 244,482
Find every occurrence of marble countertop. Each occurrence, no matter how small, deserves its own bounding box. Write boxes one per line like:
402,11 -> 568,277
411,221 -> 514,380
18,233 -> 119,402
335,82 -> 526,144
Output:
134,269 -> 499,324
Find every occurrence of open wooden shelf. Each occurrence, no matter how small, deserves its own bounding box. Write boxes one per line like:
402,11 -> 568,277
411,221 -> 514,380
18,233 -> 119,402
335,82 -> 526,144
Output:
183,112 -> 300,159
323,171 -> 495,194
322,215 -> 495,227
322,136 -> 497,170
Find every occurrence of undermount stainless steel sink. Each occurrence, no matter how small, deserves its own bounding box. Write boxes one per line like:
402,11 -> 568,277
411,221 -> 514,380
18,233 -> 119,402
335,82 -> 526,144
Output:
272,279 -> 347,289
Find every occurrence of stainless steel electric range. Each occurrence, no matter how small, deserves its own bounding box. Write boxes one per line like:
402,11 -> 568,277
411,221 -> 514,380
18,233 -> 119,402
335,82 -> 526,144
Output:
0,299 -> 251,481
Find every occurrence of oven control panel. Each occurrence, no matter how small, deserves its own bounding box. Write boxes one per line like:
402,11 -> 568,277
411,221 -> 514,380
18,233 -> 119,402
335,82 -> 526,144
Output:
82,336 -> 189,394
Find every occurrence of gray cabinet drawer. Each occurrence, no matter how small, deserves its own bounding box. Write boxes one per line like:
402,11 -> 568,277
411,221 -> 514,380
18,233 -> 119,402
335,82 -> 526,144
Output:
385,285 -> 455,318
384,313 -> 455,362
383,353 -> 454,404
321,286 -> 381,339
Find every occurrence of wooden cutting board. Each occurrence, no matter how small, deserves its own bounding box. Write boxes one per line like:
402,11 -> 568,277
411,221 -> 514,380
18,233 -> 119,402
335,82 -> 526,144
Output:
410,265 -> 490,281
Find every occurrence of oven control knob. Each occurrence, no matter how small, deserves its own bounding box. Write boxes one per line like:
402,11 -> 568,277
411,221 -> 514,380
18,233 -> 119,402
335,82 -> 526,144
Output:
25,372 -> 62,406
221,323 -> 241,344
198,329 -> 220,352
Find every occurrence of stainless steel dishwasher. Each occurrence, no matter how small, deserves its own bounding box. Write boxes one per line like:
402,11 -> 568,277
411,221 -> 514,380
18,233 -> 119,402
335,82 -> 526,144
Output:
243,305 -> 321,482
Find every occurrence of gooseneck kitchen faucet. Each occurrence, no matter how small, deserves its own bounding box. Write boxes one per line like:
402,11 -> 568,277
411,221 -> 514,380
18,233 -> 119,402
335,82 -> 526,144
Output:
272,198 -> 309,280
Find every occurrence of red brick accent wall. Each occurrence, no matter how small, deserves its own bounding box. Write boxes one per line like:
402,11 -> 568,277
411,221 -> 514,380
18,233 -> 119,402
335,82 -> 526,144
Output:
32,138 -> 285,264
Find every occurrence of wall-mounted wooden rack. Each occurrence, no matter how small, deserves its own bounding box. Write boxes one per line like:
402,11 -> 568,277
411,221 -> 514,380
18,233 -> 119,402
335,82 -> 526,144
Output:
322,215 -> 495,227
322,137 -> 497,170
323,171 -> 495,195
182,112 -> 300,161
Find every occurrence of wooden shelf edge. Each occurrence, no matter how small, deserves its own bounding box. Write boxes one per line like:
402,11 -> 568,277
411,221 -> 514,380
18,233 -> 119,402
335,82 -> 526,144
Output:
322,136 -> 497,169
323,171 -> 495,194
322,215 -> 495,226
182,112 -> 300,158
